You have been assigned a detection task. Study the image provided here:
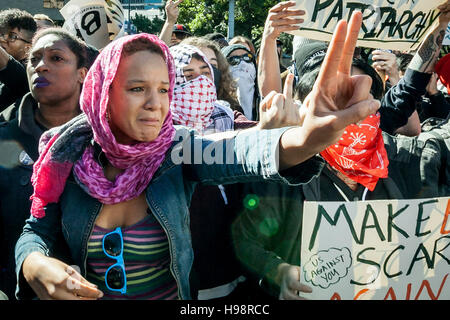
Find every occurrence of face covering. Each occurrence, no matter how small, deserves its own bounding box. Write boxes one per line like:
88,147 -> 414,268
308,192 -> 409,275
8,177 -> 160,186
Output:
170,44 -> 218,132
230,60 -> 256,120
171,75 -> 217,132
320,113 -> 389,191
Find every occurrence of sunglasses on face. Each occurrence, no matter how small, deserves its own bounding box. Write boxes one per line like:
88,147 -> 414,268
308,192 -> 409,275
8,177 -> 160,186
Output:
227,53 -> 254,66
0,32 -> 31,44
102,227 -> 127,294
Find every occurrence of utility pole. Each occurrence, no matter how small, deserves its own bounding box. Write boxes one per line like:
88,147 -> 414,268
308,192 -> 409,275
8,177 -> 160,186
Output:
227,0 -> 235,41
128,0 -> 131,33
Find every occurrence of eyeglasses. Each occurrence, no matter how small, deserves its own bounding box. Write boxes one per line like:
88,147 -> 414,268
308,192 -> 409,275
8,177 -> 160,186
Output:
227,53 -> 254,66
0,32 -> 31,44
102,227 -> 127,294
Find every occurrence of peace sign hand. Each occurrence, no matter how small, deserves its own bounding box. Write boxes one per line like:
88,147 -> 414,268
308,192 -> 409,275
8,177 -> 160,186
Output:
279,11 -> 380,169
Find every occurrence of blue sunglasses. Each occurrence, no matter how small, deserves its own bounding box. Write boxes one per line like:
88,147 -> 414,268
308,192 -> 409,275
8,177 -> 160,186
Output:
102,227 -> 127,294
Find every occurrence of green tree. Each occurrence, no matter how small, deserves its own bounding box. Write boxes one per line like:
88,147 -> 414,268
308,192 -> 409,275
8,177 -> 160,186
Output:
175,0 -> 294,53
132,13 -> 165,35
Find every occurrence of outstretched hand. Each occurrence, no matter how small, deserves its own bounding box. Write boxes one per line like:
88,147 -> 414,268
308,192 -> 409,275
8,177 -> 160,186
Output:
264,1 -> 305,41
165,0 -> 184,23
438,0 -> 450,26
279,11 -> 380,169
371,50 -> 400,85
277,263 -> 312,300
258,73 -> 301,129
23,252 -> 103,300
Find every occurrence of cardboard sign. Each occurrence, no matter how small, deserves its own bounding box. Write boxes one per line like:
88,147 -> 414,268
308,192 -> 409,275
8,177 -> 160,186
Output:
443,23 -> 450,45
60,0 -> 125,49
290,0 -> 445,51
300,197 -> 450,300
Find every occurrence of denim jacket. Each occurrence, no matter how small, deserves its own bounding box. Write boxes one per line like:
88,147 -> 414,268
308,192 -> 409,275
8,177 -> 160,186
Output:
15,126 -> 325,300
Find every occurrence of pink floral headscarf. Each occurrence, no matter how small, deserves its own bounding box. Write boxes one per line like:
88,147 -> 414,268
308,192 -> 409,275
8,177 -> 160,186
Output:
30,33 -> 176,218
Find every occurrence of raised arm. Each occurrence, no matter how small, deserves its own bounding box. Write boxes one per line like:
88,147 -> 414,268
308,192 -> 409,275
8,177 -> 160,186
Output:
159,0 -> 183,46
379,1 -> 450,135
278,11 -> 379,169
258,1 -> 305,97
409,1 -> 450,74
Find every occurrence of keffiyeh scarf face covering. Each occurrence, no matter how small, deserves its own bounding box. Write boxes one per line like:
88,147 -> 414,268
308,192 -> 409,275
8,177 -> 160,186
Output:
30,33 -> 176,218
170,44 -> 217,132
320,113 -> 389,191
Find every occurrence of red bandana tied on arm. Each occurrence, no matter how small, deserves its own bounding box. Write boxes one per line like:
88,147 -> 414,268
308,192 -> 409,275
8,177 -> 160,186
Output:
320,113 -> 389,191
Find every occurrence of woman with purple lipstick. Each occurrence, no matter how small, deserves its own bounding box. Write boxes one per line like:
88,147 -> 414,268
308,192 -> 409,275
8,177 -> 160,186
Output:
0,27 -> 94,300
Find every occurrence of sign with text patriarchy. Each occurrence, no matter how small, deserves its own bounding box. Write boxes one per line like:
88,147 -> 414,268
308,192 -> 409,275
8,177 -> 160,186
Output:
300,197 -> 450,300
290,0 -> 444,51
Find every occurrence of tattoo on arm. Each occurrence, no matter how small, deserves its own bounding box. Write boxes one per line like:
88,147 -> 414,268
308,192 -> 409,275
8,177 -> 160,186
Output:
409,34 -> 437,72
408,25 -> 447,73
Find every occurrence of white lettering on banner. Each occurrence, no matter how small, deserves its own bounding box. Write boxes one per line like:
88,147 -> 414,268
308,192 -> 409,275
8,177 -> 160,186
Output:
300,197 -> 450,300
290,0 -> 445,51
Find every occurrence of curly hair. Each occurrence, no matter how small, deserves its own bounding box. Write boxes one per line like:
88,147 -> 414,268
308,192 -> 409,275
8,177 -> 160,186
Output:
181,36 -> 241,111
0,9 -> 36,35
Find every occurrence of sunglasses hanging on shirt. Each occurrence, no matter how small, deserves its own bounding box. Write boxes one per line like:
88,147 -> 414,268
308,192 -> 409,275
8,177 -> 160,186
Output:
102,227 -> 127,294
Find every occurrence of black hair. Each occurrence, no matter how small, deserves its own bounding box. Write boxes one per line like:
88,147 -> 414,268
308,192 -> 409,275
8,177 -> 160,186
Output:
191,52 -> 205,62
351,58 -> 384,100
31,27 -> 89,69
122,37 -> 165,62
0,9 -> 37,34
294,56 -> 384,102
396,53 -> 414,74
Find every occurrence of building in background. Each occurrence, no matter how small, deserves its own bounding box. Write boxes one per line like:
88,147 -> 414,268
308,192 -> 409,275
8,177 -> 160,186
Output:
0,0 -> 69,22
120,0 -> 164,22
0,0 -> 164,24
119,0 -> 163,11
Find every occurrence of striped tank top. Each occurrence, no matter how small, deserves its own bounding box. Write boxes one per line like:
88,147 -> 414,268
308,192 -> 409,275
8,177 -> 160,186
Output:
86,211 -> 178,300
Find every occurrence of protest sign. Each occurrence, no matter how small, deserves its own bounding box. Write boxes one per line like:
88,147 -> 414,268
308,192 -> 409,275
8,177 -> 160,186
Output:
290,0 -> 444,51
60,0 -> 124,49
300,197 -> 450,300
443,23 -> 450,45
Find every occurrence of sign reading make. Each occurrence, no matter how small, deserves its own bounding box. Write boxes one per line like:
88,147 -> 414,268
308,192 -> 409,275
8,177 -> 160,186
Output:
291,0 -> 444,51
300,197 -> 450,300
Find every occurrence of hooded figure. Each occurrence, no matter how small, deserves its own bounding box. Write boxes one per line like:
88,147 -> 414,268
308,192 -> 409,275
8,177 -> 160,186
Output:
222,44 -> 259,121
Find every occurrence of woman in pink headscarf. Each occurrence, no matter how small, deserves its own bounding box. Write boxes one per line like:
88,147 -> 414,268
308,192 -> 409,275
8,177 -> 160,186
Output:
15,11 -> 380,300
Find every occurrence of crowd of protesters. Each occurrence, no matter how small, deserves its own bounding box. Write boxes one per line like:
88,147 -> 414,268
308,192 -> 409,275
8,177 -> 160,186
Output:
0,0 -> 448,301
